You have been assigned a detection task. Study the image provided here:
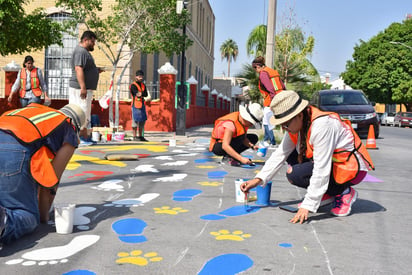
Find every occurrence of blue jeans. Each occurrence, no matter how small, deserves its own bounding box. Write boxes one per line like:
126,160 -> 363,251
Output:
0,131 -> 39,244
263,125 -> 276,145
20,96 -> 41,108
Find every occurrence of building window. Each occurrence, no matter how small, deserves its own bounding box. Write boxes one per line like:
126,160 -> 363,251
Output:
44,12 -> 78,99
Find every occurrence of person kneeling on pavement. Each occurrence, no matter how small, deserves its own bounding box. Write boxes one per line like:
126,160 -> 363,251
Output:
241,91 -> 375,223
0,103 -> 85,246
209,103 -> 263,166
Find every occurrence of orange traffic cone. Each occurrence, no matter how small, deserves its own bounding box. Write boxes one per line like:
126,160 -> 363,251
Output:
366,125 -> 378,150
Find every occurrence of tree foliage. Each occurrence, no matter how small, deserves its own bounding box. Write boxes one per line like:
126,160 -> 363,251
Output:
246,24 -> 267,57
220,38 -> 239,77
341,19 -> 412,110
0,0 -> 62,56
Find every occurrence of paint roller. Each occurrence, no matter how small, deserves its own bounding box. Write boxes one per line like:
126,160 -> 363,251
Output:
104,153 -> 139,161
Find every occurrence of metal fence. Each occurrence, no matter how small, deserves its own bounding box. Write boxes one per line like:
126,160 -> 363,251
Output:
0,76 -> 159,101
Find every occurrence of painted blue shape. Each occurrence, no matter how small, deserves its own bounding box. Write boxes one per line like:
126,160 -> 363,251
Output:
241,164 -> 256,169
198,253 -> 253,275
195,158 -> 212,163
63,270 -> 96,275
279,242 -> 293,248
195,138 -> 211,144
173,189 -> 202,201
203,151 -> 214,156
200,214 -> 227,221
200,205 -> 260,221
218,205 -> 260,217
243,154 -> 253,159
208,170 -> 228,179
112,218 -> 147,243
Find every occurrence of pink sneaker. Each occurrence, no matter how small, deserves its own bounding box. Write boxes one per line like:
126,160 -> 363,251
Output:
331,187 -> 358,217
298,193 -> 334,208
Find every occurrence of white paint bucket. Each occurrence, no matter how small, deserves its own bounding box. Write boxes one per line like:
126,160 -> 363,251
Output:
169,139 -> 176,147
91,131 -> 100,142
54,203 -> 76,234
235,179 -> 245,203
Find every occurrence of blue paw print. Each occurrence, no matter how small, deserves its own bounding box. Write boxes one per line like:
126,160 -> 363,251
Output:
173,189 -> 202,201
112,218 -> 147,243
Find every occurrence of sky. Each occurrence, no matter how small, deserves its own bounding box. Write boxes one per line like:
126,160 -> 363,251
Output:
209,0 -> 412,80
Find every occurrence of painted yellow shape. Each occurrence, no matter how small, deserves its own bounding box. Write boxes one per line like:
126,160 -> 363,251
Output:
116,250 -> 162,266
196,165 -> 216,169
92,143 -> 168,153
153,206 -> 189,215
66,153 -> 126,170
210,229 -> 251,241
198,181 -> 223,187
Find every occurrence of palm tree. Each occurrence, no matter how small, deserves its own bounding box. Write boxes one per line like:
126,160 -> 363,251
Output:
220,38 -> 239,77
246,24 -> 267,57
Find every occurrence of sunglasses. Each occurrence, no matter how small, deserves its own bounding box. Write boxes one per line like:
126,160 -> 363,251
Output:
252,65 -> 258,69
281,116 -> 296,130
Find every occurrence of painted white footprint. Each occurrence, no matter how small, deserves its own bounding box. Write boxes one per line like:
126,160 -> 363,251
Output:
154,156 -> 174,160
104,193 -> 160,207
74,206 -> 97,230
5,235 -> 100,266
130,164 -> 159,173
91,179 -> 124,192
152,173 -> 187,182
161,160 -> 188,166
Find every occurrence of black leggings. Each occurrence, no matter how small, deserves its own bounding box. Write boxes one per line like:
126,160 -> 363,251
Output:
212,134 -> 258,158
285,149 -> 353,196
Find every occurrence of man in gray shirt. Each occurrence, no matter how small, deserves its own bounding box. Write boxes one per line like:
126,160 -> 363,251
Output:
69,30 -> 101,145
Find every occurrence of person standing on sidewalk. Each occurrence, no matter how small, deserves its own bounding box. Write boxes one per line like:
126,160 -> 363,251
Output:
241,91 -> 374,223
8,56 -> 50,107
0,103 -> 84,246
130,70 -> 149,142
69,30 -> 103,146
262,107 -> 277,147
209,103 -> 263,166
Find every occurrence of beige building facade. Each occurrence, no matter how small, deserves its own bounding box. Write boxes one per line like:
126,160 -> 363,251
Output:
1,0 -> 215,104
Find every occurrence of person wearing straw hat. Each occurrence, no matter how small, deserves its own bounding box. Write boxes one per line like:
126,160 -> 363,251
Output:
0,103 -> 85,245
209,103 -> 263,166
241,91 -> 374,223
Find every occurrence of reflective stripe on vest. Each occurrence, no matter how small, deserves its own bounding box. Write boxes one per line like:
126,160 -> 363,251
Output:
209,112 -> 247,151
0,103 -> 72,188
288,106 -> 374,184
19,68 -> 42,98
130,82 -> 146,109
259,67 -> 285,107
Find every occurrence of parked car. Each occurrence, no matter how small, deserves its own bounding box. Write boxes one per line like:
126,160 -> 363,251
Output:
394,112 -> 412,127
310,89 -> 379,138
381,112 -> 396,126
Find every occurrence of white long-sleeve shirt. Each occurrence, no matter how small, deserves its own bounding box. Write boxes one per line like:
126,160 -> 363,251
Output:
255,115 -> 369,213
11,67 -> 48,98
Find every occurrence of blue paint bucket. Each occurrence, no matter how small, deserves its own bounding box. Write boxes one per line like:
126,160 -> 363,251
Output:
256,181 -> 272,206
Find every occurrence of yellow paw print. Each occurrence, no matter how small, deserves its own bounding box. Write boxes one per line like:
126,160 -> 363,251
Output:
210,230 -> 251,241
116,250 -> 162,266
198,181 -> 223,187
154,206 -> 189,215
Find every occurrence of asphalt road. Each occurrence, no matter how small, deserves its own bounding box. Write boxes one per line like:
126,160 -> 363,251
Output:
0,125 -> 411,275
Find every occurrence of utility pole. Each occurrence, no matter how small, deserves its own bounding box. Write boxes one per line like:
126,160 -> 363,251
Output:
176,0 -> 187,136
265,0 -> 277,68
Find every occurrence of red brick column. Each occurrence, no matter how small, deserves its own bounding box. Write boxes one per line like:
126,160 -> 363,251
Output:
157,62 -> 177,132
3,61 -> 21,108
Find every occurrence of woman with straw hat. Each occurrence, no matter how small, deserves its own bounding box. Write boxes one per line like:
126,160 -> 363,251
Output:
209,103 -> 263,166
241,90 -> 374,223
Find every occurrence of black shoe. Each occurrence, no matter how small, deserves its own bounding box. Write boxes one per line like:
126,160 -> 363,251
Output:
0,206 -> 7,237
139,136 -> 149,142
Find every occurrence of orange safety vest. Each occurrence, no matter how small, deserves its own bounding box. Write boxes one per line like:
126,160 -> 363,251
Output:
130,82 -> 146,109
289,106 -> 374,184
209,112 -> 247,151
19,68 -> 43,98
259,66 -> 285,107
0,103 -> 72,188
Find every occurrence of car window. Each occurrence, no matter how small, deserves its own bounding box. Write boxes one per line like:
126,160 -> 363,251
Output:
320,94 -> 343,105
343,93 -> 369,105
403,113 -> 412,118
